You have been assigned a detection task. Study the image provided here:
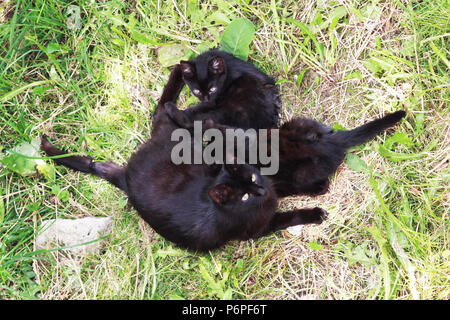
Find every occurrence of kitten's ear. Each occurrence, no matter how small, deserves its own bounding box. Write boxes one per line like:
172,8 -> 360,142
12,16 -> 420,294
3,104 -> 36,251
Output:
208,184 -> 233,205
305,132 -> 318,142
208,56 -> 225,74
180,61 -> 194,78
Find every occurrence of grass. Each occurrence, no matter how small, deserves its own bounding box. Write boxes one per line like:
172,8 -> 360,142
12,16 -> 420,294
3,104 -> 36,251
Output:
0,0 -> 448,299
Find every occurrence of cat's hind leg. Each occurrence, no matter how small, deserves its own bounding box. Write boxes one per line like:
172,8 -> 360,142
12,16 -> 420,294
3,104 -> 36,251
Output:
256,207 -> 327,238
41,135 -> 128,193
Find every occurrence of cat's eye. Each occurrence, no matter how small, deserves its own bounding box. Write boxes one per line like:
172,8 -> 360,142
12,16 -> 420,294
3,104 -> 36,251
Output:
193,89 -> 201,95
251,174 -> 256,183
241,193 -> 249,201
209,87 -> 217,93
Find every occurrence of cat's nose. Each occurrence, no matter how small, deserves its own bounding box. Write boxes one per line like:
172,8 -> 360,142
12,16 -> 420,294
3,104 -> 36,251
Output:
256,187 -> 266,196
203,96 -> 209,102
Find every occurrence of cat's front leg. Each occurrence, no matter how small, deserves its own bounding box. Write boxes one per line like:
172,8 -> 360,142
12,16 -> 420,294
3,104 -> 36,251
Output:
164,102 -> 193,129
157,64 -> 185,112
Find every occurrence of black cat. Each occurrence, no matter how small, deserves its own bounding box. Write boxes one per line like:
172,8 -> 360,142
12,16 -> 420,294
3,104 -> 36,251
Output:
271,111 -> 406,197
180,49 -> 276,104
41,65 -> 327,252
174,49 -> 281,130
164,101 -> 406,197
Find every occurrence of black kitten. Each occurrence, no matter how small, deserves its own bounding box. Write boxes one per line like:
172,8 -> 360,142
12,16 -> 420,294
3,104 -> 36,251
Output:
41,65 -> 327,252
272,111 -> 406,197
173,50 -> 281,130
180,49 -> 276,104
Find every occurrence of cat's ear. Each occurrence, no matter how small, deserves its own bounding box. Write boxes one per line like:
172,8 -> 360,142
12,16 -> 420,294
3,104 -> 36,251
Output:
208,184 -> 233,204
305,132 -> 319,142
208,57 -> 225,74
305,131 -> 322,143
180,61 -> 194,78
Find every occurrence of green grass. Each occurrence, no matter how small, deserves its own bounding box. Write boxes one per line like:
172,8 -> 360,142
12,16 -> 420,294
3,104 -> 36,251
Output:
0,0 -> 448,299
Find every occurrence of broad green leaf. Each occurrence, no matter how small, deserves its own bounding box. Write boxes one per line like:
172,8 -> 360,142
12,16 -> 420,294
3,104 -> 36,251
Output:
345,153 -> 369,172
222,288 -> 233,300
296,69 -> 307,87
26,201 -> 41,212
349,243 -> 377,266
32,85 -> 51,95
319,6 -> 347,30
1,137 -> 45,176
385,132 -> 413,148
58,189 -> 70,202
330,6 -> 347,21
47,42 -> 62,54
207,11 -> 231,25
377,144 -> 424,162
332,123 -> 347,131
157,44 -> 186,67
50,185 -> 69,202
49,65 -> 61,81
66,5 -> 81,30
199,263 -> 222,292
401,39 -> 415,57
36,162 -> 56,182
430,41 -> 450,69
360,3 -> 382,20
196,41 -> 215,55
131,31 -> 160,45
309,241 -> 324,250
344,71 -> 363,80
51,184 -> 61,195
287,18 -> 318,37
363,58 -> 382,74
186,0 -> 203,23
220,18 -> 255,61
414,113 -> 425,135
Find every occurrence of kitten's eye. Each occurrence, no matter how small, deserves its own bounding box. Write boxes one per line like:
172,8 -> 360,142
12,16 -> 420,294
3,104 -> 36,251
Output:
193,89 -> 201,95
209,87 -> 217,93
241,193 -> 249,201
251,174 -> 256,183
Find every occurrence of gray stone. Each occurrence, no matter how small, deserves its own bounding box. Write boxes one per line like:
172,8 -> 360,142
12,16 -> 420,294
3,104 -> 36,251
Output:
35,217 -> 113,256
287,224 -> 304,237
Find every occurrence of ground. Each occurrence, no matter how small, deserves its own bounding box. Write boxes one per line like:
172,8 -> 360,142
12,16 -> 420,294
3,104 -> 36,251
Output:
0,0 -> 448,299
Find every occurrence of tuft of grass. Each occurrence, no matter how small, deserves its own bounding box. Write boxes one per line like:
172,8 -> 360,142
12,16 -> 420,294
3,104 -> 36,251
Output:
0,0 -> 448,299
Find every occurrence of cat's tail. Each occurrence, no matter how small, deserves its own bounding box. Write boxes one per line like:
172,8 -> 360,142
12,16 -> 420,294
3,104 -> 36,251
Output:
329,111 -> 406,149
41,135 -> 128,194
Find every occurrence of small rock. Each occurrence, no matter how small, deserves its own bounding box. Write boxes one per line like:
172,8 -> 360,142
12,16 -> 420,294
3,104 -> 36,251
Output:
35,217 -> 113,256
287,225 -> 304,237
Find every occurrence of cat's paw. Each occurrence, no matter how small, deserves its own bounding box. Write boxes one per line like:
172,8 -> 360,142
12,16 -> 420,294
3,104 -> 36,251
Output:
164,102 -> 192,128
163,101 -> 177,113
311,207 -> 328,224
171,63 -> 184,78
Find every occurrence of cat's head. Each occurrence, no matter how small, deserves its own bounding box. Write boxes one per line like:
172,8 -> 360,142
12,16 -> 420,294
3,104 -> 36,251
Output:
281,118 -> 333,143
179,55 -> 227,103
208,163 -> 273,212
